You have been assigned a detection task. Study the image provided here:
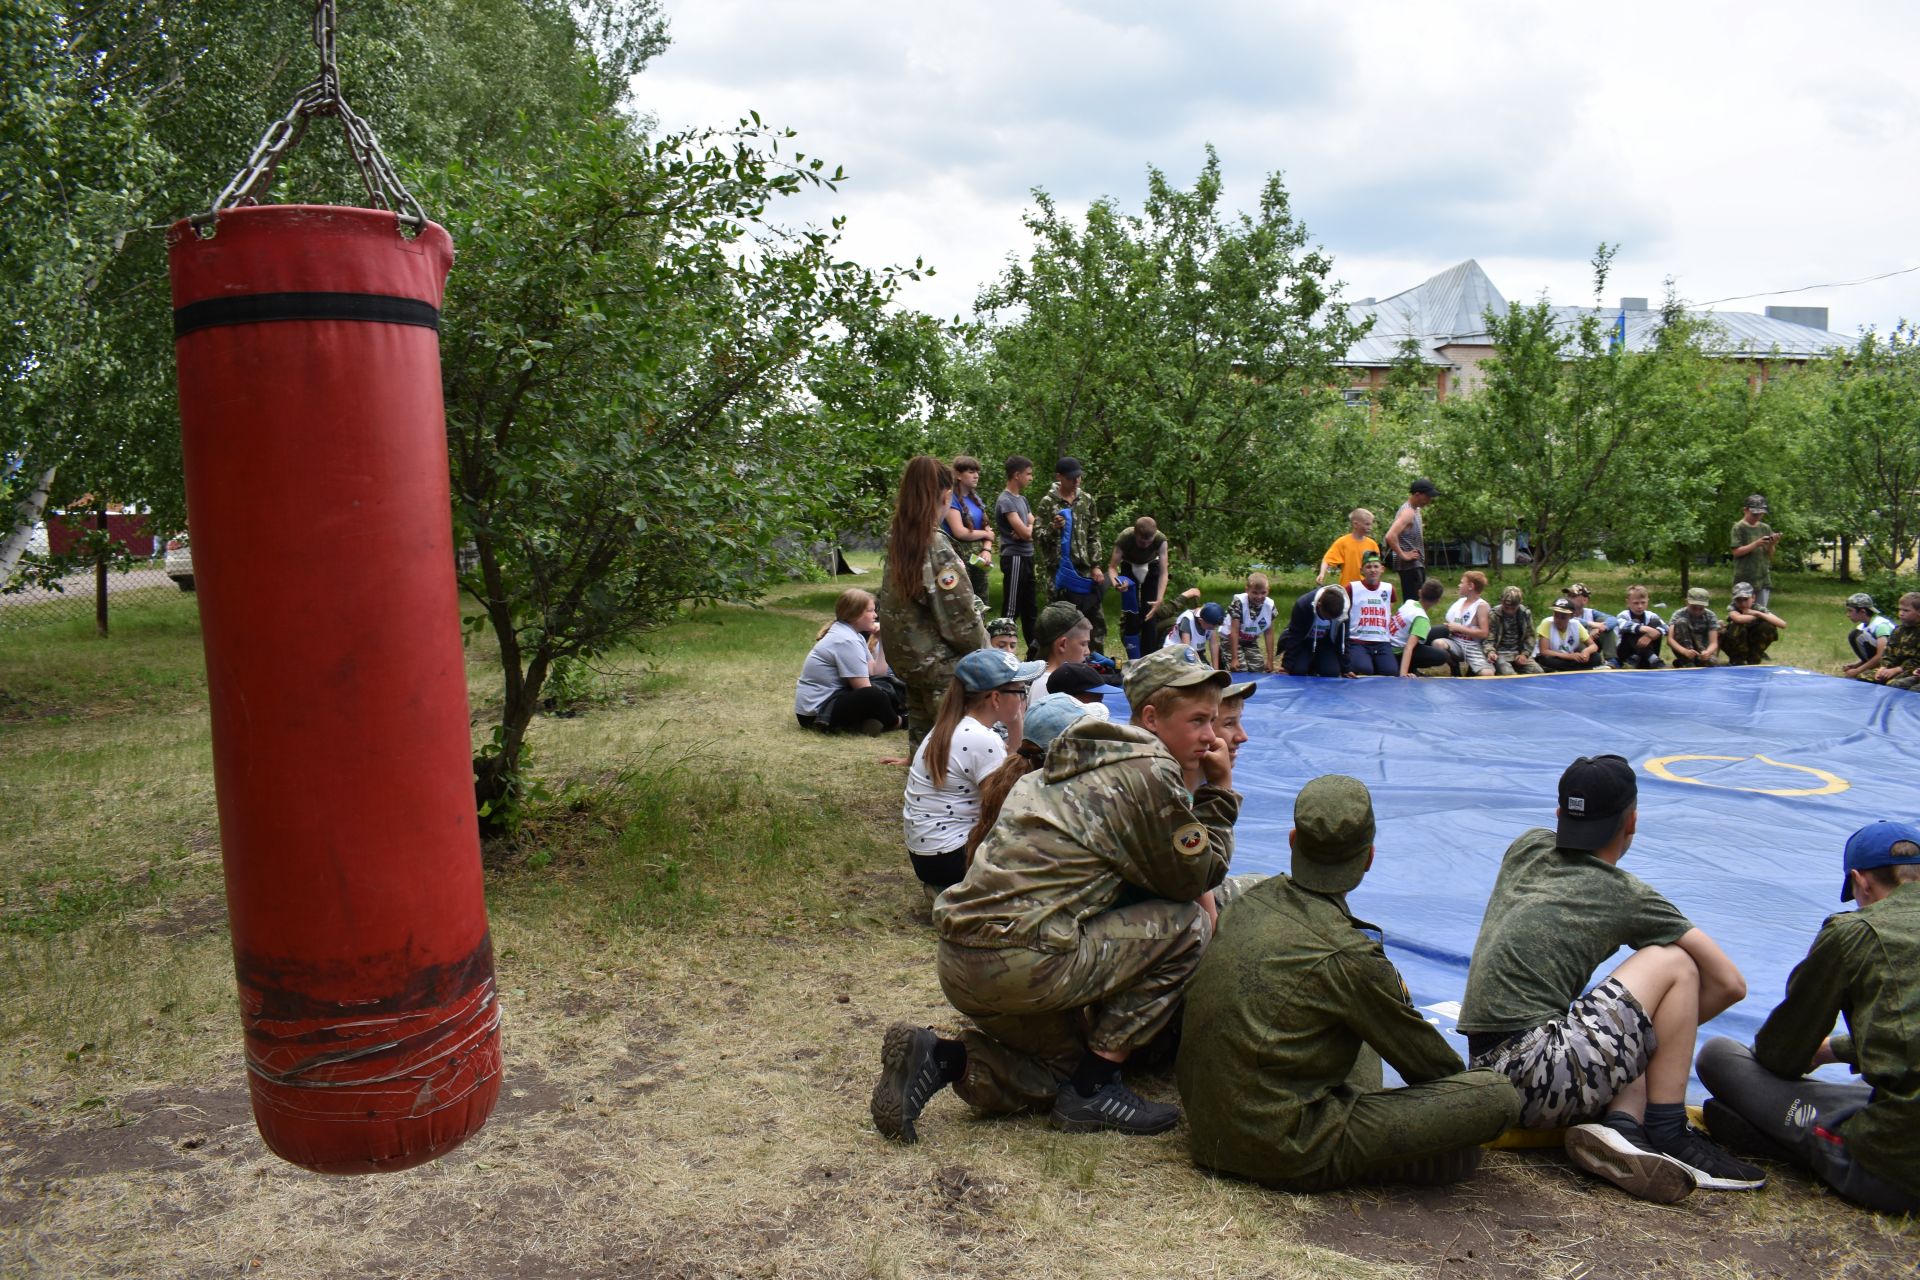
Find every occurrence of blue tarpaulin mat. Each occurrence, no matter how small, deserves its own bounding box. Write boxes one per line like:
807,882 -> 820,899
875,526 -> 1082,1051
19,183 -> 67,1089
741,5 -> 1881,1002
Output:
1104,666 -> 1920,1094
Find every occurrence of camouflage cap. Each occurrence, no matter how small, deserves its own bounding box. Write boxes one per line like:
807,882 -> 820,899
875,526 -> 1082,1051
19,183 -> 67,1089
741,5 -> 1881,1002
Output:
1222,678 -> 1257,702
1731,582 -> 1755,601
1846,592 -> 1877,611
1034,601 -> 1088,652
986,616 -> 1018,638
1500,585 -> 1525,605
1122,644 -> 1230,711
1291,775 -> 1376,895
1567,582 -> 1591,596
1360,549 -> 1383,565
1686,587 -> 1710,606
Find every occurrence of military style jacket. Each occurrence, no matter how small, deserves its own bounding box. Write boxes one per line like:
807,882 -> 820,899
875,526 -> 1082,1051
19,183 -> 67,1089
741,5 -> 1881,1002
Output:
1753,881 -> 1920,1196
876,527 -> 988,689
1032,482 -> 1098,594
1175,874 -> 1466,1179
934,720 -> 1236,954
1883,622 -> 1920,676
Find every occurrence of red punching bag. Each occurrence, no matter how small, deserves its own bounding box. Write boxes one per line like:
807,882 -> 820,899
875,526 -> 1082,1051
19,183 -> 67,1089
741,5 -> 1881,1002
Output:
169,204 -> 501,1173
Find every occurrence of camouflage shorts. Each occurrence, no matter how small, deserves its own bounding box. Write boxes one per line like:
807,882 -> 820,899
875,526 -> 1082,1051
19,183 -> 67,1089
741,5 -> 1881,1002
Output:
1470,977 -> 1655,1128
1229,638 -> 1269,673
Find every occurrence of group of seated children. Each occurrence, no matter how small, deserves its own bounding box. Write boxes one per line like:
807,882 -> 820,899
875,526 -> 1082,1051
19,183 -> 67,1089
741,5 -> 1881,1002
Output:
870,652 -> 1920,1213
1180,568 -> 1800,679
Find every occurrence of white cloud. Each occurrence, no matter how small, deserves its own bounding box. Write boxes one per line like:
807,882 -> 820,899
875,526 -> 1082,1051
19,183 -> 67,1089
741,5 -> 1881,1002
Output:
637,1 -> 1920,336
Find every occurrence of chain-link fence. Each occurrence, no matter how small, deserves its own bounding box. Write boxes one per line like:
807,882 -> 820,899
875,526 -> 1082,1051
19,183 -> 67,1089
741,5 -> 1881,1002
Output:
2,515 -> 194,634
1,558 -> 195,633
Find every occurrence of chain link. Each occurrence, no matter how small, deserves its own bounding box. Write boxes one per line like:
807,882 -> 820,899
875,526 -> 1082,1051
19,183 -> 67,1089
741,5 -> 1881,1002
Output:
194,0 -> 425,233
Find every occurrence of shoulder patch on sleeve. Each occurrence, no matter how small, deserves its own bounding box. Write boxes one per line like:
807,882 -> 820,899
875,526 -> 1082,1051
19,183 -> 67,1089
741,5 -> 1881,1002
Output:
936,568 -> 960,591
1173,823 -> 1210,858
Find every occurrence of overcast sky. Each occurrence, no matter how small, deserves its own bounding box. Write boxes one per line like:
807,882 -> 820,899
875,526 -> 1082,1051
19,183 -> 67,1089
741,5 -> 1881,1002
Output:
634,1 -> 1918,338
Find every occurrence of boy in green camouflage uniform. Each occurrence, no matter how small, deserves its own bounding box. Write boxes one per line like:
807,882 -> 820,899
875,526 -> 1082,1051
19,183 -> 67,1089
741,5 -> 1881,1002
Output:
1178,776 -> 1521,1191
1668,587 -> 1726,667
1697,821 -> 1920,1215
870,645 -> 1238,1142
1031,457 -> 1107,654
1868,591 -> 1920,691
1718,582 -> 1786,666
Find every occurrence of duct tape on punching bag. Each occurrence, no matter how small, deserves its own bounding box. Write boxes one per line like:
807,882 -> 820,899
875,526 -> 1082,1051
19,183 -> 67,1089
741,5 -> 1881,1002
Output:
169,204 -> 501,1172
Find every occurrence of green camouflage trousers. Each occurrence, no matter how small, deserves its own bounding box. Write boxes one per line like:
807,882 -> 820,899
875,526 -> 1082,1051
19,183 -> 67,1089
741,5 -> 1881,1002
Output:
1264,1054 -> 1520,1191
937,899 -> 1211,1115
1720,618 -> 1779,666
904,680 -> 943,752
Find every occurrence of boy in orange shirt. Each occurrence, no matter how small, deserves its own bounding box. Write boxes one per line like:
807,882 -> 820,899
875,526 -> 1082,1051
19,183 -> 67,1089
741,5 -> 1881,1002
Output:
1316,509 -> 1379,590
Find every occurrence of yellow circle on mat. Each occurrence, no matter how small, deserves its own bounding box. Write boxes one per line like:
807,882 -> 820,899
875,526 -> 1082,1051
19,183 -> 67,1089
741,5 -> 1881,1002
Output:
1643,754 -> 1849,797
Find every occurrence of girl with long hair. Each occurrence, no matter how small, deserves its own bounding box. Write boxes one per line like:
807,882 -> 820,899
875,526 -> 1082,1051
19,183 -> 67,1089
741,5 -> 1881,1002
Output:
878,455 -> 989,749
794,587 -> 905,734
903,649 -> 1041,902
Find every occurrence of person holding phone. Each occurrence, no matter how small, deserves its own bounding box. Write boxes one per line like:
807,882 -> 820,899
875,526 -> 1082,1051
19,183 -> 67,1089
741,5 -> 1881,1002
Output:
1729,495 -> 1780,609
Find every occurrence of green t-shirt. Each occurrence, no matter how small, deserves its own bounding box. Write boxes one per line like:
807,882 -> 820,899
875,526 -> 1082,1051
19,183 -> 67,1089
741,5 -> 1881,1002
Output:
1458,827 -> 1693,1035
1730,519 -> 1775,591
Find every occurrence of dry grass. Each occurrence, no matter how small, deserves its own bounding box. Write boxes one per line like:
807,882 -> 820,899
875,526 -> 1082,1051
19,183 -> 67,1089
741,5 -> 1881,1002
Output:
2,570 -> 1916,1278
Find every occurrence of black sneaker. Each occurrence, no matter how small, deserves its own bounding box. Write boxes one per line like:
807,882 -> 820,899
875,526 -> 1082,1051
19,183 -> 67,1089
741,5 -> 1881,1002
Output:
1049,1078 -> 1180,1136
870,1023 -> 947,1144
1654,1125 -> 1768,1190
1564,1122 -> 1696,1203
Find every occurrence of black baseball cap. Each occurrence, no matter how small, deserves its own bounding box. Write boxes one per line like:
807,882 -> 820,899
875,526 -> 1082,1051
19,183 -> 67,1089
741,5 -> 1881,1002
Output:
1055,456 -> 1084,478
1557,754 -> 1637,851
1048,661 -> 1122,701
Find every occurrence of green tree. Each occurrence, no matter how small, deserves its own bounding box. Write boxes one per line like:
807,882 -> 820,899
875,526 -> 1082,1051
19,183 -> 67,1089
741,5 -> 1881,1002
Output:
1424,248 -> 1719,586
2,0 -> 665,565
965,148 -> 1368,570
430,115 -> 915,821
1816,322 -> 1920,583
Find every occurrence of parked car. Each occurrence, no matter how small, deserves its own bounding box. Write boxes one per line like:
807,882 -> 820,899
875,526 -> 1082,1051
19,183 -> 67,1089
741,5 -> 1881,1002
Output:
165,534 -> 194,591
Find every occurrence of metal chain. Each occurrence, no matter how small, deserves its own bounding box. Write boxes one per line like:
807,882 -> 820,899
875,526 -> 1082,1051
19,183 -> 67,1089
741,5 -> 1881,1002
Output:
195,0 -> 425,232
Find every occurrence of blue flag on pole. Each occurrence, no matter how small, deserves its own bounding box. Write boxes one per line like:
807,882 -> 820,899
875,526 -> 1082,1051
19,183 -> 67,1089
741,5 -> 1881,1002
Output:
1609,308 -> 1628,353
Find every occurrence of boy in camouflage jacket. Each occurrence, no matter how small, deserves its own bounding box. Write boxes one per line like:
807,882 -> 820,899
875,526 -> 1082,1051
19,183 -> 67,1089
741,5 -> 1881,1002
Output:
871,645 -> 1238,1142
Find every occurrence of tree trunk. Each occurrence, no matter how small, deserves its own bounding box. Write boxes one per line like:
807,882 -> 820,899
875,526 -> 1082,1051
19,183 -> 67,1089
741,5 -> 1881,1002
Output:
1678,548 -> 1691,594
0,464 -> 57,578
1838,535 -> 1852,582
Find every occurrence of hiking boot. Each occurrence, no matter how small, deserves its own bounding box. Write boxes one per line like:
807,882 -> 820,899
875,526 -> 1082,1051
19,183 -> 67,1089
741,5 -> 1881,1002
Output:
1702,1098 -> 1798,1164
1049,1078 -> 1180,1136
1654,1125 -> 1768,1190
870,1023 -> 946,1144
1565,1122 -> 1696,1203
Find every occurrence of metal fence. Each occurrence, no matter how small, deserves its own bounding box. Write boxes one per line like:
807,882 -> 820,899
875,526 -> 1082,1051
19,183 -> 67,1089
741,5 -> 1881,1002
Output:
1,557 -> 194,633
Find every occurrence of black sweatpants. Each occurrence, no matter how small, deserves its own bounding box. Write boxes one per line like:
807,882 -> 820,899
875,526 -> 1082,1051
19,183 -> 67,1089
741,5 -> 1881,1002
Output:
1000,552 -> 1037,648
1697,1037 -> 1920,1215
799,683 -> 900,734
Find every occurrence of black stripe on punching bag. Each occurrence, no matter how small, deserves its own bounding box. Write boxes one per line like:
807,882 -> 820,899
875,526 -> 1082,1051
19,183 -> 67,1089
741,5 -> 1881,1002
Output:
174,292 -> 441,338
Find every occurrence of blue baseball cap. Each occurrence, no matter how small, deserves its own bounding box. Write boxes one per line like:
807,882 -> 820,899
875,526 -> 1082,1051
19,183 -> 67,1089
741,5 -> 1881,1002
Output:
954,648 -> 1045,693
1024,693 -> 1089,749
1199,602 -> 1226,626
1841,820 -> 1920,902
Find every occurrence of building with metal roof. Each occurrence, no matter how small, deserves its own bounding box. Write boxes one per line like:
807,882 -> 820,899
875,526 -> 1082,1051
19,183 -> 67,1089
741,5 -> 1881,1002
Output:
1339,260 -> 1851,401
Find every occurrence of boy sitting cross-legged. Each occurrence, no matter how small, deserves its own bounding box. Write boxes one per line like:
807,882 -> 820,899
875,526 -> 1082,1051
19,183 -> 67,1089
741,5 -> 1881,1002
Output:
1458,755 -> 1764,1202
1614,585 -> 1667,669
1487,586 -> 1542,675
870,644 -> 1239,1143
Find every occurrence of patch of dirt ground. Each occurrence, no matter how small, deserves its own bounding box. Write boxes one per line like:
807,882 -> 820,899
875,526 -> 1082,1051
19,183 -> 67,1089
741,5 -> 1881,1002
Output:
3,879 -> 1917,1279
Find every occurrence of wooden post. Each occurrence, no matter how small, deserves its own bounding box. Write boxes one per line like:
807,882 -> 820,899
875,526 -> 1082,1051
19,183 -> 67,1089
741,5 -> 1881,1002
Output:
94,508 -> 109,638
